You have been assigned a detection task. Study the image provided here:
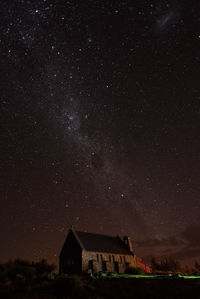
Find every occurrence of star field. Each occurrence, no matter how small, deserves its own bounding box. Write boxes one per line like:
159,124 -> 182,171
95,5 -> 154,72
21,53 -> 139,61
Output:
1,0 -> 200,266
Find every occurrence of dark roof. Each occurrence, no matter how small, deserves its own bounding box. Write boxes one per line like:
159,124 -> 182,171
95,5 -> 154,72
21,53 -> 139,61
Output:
74,230 -> 133,255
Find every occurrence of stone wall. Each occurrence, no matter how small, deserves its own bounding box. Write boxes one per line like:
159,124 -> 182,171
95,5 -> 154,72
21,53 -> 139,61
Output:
82,250 -> 137,274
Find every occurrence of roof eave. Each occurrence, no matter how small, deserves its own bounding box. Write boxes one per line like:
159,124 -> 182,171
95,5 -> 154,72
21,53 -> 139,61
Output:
72,229 -> 85,250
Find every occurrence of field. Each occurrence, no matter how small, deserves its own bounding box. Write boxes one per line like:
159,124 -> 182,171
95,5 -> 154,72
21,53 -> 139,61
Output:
1,274 -> 200,299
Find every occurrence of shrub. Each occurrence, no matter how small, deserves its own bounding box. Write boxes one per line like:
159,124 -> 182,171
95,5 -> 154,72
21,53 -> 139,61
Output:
33,259 -> 56,275
0,259 -> 56,283
125,266 -> 146,275
151,256 -> 181,273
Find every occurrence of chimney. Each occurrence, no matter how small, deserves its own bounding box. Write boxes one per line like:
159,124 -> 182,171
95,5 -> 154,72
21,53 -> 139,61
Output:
124,236 -> 133,252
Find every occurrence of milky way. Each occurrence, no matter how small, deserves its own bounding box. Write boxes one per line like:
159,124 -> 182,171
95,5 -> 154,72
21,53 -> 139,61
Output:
154,2 -> 181,33
1,0 -> 200,266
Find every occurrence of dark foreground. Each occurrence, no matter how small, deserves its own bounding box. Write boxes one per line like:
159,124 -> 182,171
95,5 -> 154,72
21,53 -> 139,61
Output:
1,276 -> 200,299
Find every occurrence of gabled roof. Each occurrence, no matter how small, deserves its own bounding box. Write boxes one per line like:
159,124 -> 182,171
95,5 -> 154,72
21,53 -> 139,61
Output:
73,229 -> 133,255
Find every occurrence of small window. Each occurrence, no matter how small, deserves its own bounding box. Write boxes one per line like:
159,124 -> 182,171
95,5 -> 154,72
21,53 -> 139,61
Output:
120,256 -> 122,263
109,255 -> 111,262
123,256 -> 126,263
100,254 -> 103,261
112,255 -> 115,262
97,254 -> 99,262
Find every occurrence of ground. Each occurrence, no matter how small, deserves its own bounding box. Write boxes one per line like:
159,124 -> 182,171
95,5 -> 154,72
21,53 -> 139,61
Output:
1,275 -> 200,299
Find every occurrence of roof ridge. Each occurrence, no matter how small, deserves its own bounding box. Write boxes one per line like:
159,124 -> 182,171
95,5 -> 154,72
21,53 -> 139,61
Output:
75,230 -> 118,238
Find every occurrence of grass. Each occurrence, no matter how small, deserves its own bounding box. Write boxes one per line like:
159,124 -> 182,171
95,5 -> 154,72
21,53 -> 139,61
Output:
102,273 -> 200,280
183,275 -> 200,279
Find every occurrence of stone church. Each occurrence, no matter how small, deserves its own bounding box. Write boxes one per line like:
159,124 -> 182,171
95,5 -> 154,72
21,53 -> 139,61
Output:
59,227 -> 138,274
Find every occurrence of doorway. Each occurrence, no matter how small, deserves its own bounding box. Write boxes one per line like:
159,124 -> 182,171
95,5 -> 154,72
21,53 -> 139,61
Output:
114,262 -> 119,273
102,261 -> 107,272
88,260 -> 94,272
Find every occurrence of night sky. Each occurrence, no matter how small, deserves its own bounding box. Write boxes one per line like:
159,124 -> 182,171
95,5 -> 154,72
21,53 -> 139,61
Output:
1,0 -> 200,267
